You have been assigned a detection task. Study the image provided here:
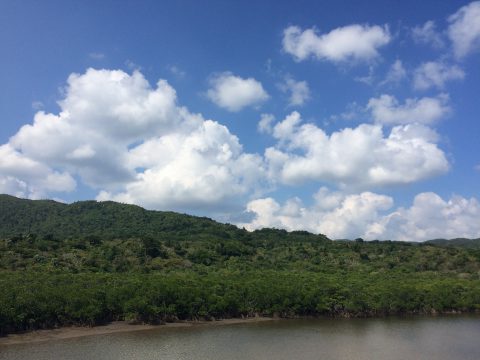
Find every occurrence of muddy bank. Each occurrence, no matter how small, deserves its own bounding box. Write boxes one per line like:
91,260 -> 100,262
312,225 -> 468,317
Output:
0,317 -> 275,346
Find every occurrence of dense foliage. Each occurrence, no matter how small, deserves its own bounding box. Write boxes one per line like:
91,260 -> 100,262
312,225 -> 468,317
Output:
426,238 -> 480,249
0,194 -> 244,240
1,195 -> 480,335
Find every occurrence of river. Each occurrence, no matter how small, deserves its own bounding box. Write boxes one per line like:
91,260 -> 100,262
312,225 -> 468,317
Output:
1,315 -> 479,359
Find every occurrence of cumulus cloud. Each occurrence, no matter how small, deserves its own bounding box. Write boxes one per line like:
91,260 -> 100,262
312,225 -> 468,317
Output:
2,68 -> 266,212
10,69 -> 191,188
2,68 -> 472,241
278,76 -> 311,106
282,24 -> 391,63
98,120 -> 267,212
381,192 -> 480,241
367,94 -> 451,125
240,188 -> 393,239
413,61 -> 465,91
380,60 -> 407,86
240,188 -> 480,241
264,112 -> 449,188
257,113 -> 275,134
0,144 -> 76,199
448,1 -> 480,59
411,21 -> 445,49
0,176 -> 29,198
207,72 -> 269,112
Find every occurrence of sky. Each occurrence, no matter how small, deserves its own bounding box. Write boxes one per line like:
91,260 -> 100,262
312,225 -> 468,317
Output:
0,0 -> 479,241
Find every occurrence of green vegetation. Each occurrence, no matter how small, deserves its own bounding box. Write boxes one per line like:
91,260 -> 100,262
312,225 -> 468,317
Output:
426,238 -> 480,249
1,194 -> 480,335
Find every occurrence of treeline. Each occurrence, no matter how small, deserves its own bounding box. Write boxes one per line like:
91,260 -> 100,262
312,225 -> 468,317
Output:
2,230 -> 480,274
426,238 -> 480,249
1,271 -> 479,335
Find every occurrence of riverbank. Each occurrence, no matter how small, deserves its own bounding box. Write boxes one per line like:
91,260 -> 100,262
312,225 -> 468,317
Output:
0,317 -> 275,346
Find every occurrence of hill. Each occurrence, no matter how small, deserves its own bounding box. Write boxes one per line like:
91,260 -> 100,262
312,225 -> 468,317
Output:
1,194 -> 480,335
0,194 -> 242,240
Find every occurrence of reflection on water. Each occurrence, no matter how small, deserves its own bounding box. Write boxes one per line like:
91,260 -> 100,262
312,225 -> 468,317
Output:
1,315 -> 480,360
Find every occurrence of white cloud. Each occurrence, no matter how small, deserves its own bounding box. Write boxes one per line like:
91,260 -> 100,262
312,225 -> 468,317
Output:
10,69 -> 190,188
257,113 -> 275,134
448,1 -> 480,58
367,94 -> 451,125
272,111 -> 302,139
2,68 -> 266,213
0,144 -> 76,199
2,69 -> 472,240
99,120 -> 266,212
380,60 -> 407,86
0,176 -> 29,198
381,192 -> 480,241
241,188 -> 393,239
411,21 -> 445,49
282,24 -> 391,63
413,61 -> 465,91
265,112 -> 449,188
240,188 -> 480,241
278,76 -> 311,106
207,72 -> 269,112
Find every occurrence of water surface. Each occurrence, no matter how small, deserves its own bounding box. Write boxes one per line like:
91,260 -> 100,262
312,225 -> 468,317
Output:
1,315 -> 480,360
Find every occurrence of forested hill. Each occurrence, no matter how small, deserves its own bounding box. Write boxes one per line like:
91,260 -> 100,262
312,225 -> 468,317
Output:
2,194 -> 480,335
0,194 -> 264,241
1,194 -> 478,246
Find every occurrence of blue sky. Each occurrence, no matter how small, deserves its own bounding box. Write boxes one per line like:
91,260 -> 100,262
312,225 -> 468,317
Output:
1,0 -> 479,240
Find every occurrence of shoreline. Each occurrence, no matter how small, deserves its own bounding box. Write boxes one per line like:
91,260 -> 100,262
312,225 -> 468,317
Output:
2,312 -> 479,346
0,317 -> 276,346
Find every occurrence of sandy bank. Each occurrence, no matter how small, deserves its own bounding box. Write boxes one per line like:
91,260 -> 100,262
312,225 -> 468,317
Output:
0,317 -> 275,346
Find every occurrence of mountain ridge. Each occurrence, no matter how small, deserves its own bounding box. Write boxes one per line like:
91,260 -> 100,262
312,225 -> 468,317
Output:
1,194 -> 479,247
0,193 -> 243,241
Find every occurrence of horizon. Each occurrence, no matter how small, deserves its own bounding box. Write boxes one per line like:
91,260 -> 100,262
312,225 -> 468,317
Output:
1,0 -> 480,241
